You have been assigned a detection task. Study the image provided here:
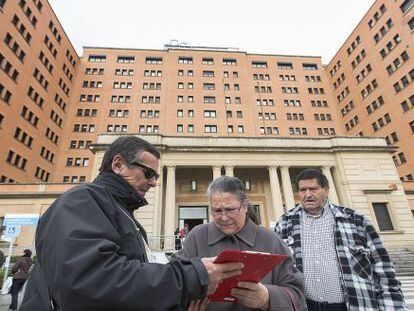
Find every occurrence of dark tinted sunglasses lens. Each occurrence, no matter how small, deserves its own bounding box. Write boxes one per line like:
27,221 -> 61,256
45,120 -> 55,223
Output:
145,169 -> 158,180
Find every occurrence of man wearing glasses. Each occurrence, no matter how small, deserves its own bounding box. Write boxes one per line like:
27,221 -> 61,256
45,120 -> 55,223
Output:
21,136 -> 243,311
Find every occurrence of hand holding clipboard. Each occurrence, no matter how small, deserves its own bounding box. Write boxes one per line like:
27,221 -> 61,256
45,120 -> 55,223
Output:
208,249 -> 288,303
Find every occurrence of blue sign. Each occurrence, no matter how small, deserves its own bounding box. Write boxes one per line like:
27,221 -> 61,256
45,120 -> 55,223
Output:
3,214 -> 39,226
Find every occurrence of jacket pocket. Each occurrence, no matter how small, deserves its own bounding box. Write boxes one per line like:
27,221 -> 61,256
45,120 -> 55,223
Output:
348,245 -> 372,279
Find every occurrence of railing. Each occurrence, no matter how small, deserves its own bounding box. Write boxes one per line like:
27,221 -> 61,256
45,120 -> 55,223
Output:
147,235 -> 183,253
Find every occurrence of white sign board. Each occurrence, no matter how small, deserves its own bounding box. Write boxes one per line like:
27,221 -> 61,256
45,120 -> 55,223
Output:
4,225 -> 21,238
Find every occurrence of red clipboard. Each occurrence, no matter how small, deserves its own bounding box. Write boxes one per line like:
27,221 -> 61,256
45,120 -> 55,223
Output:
208,249 -> 288,303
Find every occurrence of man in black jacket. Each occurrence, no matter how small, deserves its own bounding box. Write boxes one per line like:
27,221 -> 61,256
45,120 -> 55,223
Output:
20,136 -> 242,311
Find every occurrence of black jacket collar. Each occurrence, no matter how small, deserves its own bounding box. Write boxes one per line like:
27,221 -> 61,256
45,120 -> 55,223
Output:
93,172 -> 148,212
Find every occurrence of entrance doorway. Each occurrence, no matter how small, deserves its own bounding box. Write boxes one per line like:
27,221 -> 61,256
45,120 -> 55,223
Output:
179,206 -> 208,232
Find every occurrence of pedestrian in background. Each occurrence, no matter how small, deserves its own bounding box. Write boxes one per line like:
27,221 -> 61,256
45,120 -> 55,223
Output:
9,249 -> 33,311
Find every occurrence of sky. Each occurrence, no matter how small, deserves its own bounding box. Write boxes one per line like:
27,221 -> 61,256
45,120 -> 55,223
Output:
48,0 -> 376,64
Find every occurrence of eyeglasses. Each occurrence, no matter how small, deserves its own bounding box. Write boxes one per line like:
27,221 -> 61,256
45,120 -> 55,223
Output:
129,162 -> 159,180
211,205 -> 242,217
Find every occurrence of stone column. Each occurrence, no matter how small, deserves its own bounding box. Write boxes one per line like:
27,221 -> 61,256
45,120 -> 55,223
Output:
321,166 -> 339,204
164,166 -> 176,250
224,166 -> 234,177
152,163 -> 163,249
212,166 -> 222,180
280,166 -> 295,211
268,166 -> 284,221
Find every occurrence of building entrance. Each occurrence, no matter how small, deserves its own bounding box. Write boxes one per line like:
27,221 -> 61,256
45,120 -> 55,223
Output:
179,206 -> 208,232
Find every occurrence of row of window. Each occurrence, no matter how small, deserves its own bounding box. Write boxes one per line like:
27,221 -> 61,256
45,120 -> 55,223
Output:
63,63 -> 75,81
27,85 -> 43,108
0,83 -> 12,104
40,146 -> 54,163
333,73 -> 345,89
11,14 -> 32,44
45,127 -> 59,144
69,140 -> 92,149
393,69 -> 414,93
66,157 -> 89,167
63,176 -> 86,183
373,18 -> 393,44
43,35 -> 58,59
4,33 -> 26,63
14,127 -> 33,148
356,64 -> 372,84
361,79 -> 378,99
393,152 -> 407,166
6,150 -> 27,170
372,113 -> 392,132
18,0 -> 39,28
368,3 -> 387,29
386,51 -> 409,76
366,96 -> 385,115
341,101 -> 354,117
0,52 -> 19,82
87,54 -> 319,71
401,95 -> 414,112
351,49 -> 367,70
345,115 -> 359,131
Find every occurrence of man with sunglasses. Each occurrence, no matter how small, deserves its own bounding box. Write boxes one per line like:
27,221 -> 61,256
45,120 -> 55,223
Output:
21,136 -> 243,311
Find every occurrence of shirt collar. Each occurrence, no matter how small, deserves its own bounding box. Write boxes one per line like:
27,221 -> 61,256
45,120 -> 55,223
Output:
301,200 -> 329,219
208,218 -> 256,247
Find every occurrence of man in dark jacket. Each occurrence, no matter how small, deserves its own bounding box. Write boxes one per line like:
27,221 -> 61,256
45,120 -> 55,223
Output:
20,136 -> 242,311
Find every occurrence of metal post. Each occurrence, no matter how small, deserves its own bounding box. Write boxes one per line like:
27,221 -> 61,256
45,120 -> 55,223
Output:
0,237 -> 14,303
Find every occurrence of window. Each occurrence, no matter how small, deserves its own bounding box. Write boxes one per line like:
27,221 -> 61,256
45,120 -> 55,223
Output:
188,124 -> 194,133
302,63 -> 318,70
178,57 -> 193,64
204,125 -> 217,133
223,58 -> 237,66
204,96 -> 216,103
409,17 -> 414,31
237,125 -> 244,133
400,0 -> 414,13
117,56 -> 135,63
177,124 -> 183,133
252,61 -> 267,68
88,55 -> 106,62
145,57 -> 162,64
372,203 -> 394,231
204,110 -> 216,118
203,70 -> 214,77
202,58 -> 214,65
277,62 -> 293,69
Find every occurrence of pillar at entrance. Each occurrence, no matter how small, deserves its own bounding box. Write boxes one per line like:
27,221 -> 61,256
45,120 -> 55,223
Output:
268,166 -> 284,221
164,166 -> 176,250
224,166 -> 234,177
321,166 -> 339,205
212,166 -> 222,180
280,166 -> 295,211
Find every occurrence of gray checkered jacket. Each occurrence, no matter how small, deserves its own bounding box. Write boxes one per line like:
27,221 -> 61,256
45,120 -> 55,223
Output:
275,203 -> 407,311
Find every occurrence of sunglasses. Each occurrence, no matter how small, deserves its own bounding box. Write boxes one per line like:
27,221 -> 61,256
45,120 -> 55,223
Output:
129,162 -> 159,180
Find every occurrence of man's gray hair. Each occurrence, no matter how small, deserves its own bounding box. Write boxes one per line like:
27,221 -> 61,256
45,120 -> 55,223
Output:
207,176 -> 249,207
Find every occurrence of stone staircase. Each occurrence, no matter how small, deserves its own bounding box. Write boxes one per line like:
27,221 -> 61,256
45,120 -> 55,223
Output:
388,248 -> 414,276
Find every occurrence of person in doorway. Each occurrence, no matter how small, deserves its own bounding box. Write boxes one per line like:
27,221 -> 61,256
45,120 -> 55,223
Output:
174,176 -> 306,310
175,227 -> 182,250
275,168 -> 406,310
20,136 -> 243,310
9,249 -> 33,311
